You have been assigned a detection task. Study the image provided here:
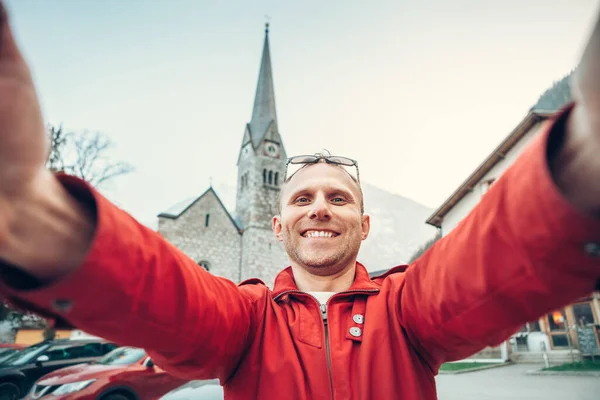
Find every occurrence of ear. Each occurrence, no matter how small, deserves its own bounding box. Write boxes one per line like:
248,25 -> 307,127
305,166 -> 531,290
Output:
361,214 -> 371,241
272,215 -> 283,241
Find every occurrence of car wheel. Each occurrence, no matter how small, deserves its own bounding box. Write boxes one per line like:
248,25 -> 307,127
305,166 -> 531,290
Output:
100,393 -> 131,400
0,383 -> 19,400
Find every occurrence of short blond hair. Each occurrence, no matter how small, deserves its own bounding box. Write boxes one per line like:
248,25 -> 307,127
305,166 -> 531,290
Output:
277,154 -> 364,214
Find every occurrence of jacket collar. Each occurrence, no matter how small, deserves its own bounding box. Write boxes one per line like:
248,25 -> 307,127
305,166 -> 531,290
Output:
272,262 -> 380,299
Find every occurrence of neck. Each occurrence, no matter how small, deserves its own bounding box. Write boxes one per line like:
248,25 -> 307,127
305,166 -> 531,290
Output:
292,262 -> 356,292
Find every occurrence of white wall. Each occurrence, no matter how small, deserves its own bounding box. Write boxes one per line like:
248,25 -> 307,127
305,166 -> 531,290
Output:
441,122 -> 543,236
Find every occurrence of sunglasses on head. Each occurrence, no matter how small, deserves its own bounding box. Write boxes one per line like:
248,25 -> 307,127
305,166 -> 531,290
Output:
284,154 -> 360,182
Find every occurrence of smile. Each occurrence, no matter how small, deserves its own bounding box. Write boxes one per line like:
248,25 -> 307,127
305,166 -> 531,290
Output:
302,230 -> 340,238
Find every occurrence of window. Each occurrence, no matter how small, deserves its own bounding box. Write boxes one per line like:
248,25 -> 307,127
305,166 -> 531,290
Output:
46,347 -> 69,361
547,310 -> 567,331
529,320 -> 541,332
198,261 -> 210,271
573,302 -> 595,326
551,335 -> 570,347
46,344 -> 87,361
205,214 -> 210,227
102,343 -> 118,354
274,172 -> 279,186
263,169 -> 267,184
82,343 -> 103,357
268,170 -> 273,185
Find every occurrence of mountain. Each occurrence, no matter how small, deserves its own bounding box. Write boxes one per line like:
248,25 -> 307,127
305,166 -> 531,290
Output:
359,183 -> 438,271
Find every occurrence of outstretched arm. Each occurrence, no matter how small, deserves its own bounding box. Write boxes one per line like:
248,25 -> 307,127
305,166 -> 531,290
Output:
0,4 -> 255,381
395,15 -> 600,370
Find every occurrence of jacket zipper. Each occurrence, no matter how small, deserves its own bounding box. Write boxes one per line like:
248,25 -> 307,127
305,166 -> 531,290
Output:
320,302 -> 334,400
273,288 -> 380,400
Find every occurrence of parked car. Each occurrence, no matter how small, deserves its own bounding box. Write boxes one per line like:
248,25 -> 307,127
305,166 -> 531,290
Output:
0,345 -> 25,366
159,380 -> 223,400
26,346 -> 187,400
0,339 -> 117,399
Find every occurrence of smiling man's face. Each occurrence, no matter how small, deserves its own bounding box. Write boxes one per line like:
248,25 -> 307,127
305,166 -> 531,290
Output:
272,162 -> 370,276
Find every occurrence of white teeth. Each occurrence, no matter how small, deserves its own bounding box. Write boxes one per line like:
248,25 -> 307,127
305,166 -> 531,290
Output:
305,231 -> 335,238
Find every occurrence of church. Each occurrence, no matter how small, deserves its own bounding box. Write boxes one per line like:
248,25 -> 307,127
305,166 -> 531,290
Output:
157,25 -> 438,286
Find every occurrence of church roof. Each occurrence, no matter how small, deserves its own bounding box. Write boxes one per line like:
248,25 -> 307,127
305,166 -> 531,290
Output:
248,24 -> 278,148
158,187 -> 243,232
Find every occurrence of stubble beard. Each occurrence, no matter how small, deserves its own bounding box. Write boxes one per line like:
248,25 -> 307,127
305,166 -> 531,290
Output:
282,229 -> 361,276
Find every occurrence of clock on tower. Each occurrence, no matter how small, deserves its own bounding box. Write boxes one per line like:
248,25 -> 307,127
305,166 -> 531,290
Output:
264,142 -> 280,158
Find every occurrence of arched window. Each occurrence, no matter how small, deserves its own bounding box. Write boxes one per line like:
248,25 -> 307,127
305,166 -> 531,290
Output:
274,172 -> 279,186
198,261 -> 210,271
263,169 -> 267,184
268,170 -> 273,185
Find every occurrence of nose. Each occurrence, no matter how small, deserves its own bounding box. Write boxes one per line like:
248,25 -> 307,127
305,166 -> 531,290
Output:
308,195 -> 331,220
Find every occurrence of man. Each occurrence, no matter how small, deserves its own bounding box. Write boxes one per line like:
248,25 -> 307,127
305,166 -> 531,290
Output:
0,3 -> 599,399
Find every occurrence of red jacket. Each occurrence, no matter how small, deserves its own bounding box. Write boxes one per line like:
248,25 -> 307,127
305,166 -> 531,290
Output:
1,106 -> 599,400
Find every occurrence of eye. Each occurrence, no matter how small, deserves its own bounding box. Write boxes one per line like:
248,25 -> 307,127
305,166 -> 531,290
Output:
331,197 -> 347,204
294,196 -> 311,204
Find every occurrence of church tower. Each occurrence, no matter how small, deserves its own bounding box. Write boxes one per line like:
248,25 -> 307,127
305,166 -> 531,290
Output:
236,24 -> 289,284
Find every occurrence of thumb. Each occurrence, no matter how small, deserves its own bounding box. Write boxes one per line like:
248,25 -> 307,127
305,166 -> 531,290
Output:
0,1 -> 24,63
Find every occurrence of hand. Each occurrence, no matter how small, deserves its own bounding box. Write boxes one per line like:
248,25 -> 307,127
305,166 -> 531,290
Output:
0,2 -> 49,200
0,3 -> 95,282
553,14 -> 600,215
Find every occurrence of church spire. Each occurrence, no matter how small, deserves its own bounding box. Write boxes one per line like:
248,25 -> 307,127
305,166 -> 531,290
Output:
249,23 -> 278,148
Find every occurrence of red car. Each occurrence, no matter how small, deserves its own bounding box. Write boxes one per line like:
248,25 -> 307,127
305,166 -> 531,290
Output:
25,346 -> 187,400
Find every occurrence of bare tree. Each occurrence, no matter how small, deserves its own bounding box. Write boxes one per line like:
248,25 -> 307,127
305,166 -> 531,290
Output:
46,125 -> 134,187
0,301 -> 45,343
47,124 -> 68,173
0,126 -> 135,341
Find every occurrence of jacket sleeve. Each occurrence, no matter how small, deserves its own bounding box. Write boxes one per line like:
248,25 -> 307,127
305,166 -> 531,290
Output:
395,104 -> 600,370
0,176 -> 258,382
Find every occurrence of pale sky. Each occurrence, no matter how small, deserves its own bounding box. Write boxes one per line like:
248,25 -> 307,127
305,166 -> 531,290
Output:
7,0 -> 600,227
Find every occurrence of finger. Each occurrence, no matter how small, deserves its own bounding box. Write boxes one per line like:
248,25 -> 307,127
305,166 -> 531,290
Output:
0,1 -> 24,63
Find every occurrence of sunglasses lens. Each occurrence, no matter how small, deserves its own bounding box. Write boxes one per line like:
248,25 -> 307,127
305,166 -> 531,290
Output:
327,156 -> 355,166
290,155 -> 318,164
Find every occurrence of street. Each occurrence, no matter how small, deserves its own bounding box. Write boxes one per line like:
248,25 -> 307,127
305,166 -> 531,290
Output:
436,364 -> 600,400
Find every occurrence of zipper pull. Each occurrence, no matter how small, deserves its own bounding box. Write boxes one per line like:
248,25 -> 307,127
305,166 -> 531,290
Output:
320,303 -> 327,321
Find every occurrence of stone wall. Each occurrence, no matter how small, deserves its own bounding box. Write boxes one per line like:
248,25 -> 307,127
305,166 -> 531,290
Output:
159,190 -> 242,282
240,227 -> 289,287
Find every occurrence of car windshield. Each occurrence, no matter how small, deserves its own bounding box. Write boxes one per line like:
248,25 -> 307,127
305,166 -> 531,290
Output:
0,348 -> 16,356
96,347 -> 145,366
1,343 -> 49,366
0,349 -> 20,363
